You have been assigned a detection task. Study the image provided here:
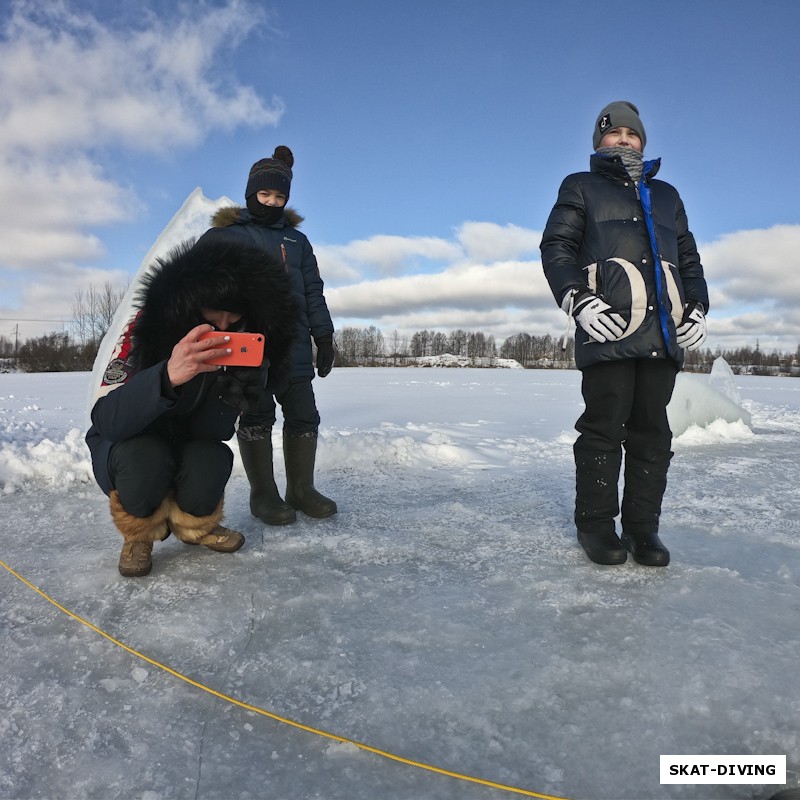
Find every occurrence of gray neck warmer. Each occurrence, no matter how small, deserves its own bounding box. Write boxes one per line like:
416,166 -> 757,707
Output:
597,145 -> 644,182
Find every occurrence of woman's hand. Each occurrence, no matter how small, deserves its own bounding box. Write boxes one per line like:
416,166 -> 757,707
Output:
166,324 -> 231,387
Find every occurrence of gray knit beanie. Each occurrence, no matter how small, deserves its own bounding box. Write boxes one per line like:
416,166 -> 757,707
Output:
593,101 -> 646,150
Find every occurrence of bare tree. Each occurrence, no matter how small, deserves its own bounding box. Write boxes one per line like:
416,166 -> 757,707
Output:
431,331 -> 448,355
333,327 -> 360,366
359,325 -> 385,364
72,282 -> 127,345
0,334 -> 14,358
410,330 -> 433,357
388,329 -> 406,365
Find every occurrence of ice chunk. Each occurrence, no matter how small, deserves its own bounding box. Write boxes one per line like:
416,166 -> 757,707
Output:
708,356 -> 744,406
667,359 -> 752,437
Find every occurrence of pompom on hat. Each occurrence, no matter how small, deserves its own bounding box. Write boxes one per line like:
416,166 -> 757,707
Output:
245,145 -> 294,199
593,101 -> 646,150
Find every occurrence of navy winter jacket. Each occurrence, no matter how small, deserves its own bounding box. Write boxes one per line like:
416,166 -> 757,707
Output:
86,362 -> 238,494
540,154 -> 708,370
198,207 -> 334,383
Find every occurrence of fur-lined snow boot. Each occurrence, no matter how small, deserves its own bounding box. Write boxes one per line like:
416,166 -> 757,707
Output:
167,497 -> 245,553
283,432 -> 337,518
238,434 -> 296,525
110,490 -> 171,577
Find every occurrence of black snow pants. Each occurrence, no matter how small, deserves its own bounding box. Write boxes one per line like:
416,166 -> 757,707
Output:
109,435 -> 233,518
573,358 -> 677,536
240,378 -> 321,437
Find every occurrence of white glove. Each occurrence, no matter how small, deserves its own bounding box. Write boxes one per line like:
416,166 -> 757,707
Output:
676,300 -> 707,350
565,290 -> 627,343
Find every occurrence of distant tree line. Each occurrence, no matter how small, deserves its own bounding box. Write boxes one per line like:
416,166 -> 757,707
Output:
3,286 -> 799,376
2,283 -> 126,373
332,326 -> 569,367
331,327 -> 800,375
682,341 -> 800,375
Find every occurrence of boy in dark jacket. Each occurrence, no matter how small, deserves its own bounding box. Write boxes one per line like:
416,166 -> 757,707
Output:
197,146 -> 337,526
540,101 -> 709,567
86,238 -> 295,576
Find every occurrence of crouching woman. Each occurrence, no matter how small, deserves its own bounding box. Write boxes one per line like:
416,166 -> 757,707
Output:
86,238 -> 295,577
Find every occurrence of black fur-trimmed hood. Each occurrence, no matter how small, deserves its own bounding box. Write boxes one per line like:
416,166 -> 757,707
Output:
131,237 -> 296,382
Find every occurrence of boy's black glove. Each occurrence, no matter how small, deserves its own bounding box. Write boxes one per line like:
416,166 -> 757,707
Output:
314,334 -> 335,377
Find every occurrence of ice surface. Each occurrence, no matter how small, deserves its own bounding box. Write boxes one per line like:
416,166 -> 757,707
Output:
1,368 -> 798,800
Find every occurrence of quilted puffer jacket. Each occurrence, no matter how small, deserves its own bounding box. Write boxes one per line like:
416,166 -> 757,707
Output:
198,206 -> 334,383
540,154 -> 708,370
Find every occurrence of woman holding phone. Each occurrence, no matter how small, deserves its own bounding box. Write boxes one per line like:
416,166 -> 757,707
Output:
86,237 -> 295,577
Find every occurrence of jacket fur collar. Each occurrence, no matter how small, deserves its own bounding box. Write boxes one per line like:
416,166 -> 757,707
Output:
211,205 -> 305,229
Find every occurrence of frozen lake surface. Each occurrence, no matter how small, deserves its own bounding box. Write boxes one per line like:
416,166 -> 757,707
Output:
1,367 -> 798,799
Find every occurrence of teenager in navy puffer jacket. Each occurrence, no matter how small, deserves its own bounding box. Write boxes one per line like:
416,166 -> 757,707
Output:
540,101 -> 709,568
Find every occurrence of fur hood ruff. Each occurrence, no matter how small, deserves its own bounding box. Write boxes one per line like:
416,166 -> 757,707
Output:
211,206 -> 304,229
132,237 -> 296,382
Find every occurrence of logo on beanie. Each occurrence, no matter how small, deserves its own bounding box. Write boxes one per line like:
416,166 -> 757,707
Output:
599,114 -> 612,133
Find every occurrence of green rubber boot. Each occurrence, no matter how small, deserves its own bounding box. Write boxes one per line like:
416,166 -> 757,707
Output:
283,432 -> 337,518
238,435 -> 296,525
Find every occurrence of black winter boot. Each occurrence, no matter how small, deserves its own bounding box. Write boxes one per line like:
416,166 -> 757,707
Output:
620,531 -> 670,567
283,432 -> 337,518
238,436 -> 296,525
577,529 -> 627,565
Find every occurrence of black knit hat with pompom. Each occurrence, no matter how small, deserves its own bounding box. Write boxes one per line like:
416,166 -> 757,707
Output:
245,145 -> 294,199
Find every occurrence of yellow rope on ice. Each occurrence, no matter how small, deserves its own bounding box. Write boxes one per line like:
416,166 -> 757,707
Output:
1,557 -> 572,800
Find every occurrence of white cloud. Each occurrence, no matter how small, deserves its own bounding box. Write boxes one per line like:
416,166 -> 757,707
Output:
321,223 -> 560,342
329,266 -> 561,344
456,221 -> 541,262
317,235 -> 463,279
0,0 -> 282,336
0,154 -> 134,265
318,222 -> 542,283
321,223 -> 800,350
326,259 -> 550,318
695,224 -> 800,349
701,225 -> 800,310
0,2 -> 283,154
1,266 -> 131,343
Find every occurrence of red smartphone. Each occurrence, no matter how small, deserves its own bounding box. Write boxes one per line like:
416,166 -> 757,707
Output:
198,331 -> 265,367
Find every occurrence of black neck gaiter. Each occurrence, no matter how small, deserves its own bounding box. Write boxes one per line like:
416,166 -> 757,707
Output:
246,195 -> 285,226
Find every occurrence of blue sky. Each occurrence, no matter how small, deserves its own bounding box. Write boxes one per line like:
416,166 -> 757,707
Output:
2,0 -> 799,352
